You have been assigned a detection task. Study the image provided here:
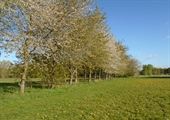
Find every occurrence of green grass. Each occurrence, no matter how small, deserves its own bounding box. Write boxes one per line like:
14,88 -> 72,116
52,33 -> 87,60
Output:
0,78 -> 170,120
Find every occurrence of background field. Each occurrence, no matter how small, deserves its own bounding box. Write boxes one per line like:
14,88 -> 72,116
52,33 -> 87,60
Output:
0,77 -> 170,120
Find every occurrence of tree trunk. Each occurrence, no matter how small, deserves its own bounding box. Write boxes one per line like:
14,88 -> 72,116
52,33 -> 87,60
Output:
105,73 -> 108,80
51,62 -> 56,88
69,65 -> 75,85
20,60 -> 28,94
70,72 -> 73,85
19,14 -> 31,94
20,75 -> 26,94
89,68 -> 92,82
94,71 -> 96,80
109,74 -> 111,80
51,78 -> 56,89
84,70 -> 86,81
99,69 -> 101,80
75,67 -> 78,83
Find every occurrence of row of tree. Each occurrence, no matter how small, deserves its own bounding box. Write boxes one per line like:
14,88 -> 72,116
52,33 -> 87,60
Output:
140,64 -> 170,76
0,0 -> 140,93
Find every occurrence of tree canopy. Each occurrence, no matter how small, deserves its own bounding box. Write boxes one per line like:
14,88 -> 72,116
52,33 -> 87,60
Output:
0,0 -> 140,93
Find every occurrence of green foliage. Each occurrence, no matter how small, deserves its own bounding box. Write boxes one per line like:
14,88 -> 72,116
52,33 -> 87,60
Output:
124,57 -> 140,77
141,64 -> 170,76
0,78 -> 170,119
141,64 -> 153,76
0,60 -> 12,78
165,68 -> 170,75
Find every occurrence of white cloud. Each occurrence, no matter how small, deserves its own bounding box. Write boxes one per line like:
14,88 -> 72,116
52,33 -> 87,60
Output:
148,54 -> 159,58
166,36 -> 170,39
143,54 -> 159,61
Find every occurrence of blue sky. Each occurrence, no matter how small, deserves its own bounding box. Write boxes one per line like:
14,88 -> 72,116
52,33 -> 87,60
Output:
97,0 -> 170,68
0,0 -> 170,68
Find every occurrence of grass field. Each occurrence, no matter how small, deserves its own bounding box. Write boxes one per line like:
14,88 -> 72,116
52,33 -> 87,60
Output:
0,78 -> 170,120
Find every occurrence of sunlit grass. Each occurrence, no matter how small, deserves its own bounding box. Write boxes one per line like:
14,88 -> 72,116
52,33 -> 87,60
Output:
0,78 -> 170,119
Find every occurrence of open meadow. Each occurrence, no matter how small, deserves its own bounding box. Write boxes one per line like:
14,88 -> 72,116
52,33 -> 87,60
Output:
0,77 -> 170,120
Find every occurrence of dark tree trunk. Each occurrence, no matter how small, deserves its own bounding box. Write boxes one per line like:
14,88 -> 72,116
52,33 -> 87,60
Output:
99,69 -> 101,80
84,70 -> 87,81
89,68 -> 92,82
105,73 -> 108,80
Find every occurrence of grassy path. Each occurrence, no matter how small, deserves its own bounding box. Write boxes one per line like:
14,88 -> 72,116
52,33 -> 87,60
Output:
0,78 -> 170,119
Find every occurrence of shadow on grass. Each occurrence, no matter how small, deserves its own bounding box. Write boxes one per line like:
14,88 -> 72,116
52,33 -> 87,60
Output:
140,75 -> 170,79
0,82 -> 19,93
149,76 -> 170,79
0,81 -> 42,93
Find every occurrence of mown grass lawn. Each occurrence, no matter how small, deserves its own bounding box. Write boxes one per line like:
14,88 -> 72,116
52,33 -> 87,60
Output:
0,78 -> 170,120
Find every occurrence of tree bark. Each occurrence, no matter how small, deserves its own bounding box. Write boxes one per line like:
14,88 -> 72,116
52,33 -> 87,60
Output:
69,65 -> 74,85
19,14 -> 32,94
94,71 -> 96,80
70,72 -> 73,85
84,69 -> 86,81
89,68 -> 92,82
75,67 -> 78,83
20,59 -> 28,94
99,69 -> 101,80
105,73 -> 108,80
20,75 -> 26,94
108,74 -> 111,80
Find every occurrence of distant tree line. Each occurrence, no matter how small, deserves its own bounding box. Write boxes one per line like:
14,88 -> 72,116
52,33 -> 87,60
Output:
0,0 -> 140,93
140,64 -> 170,76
